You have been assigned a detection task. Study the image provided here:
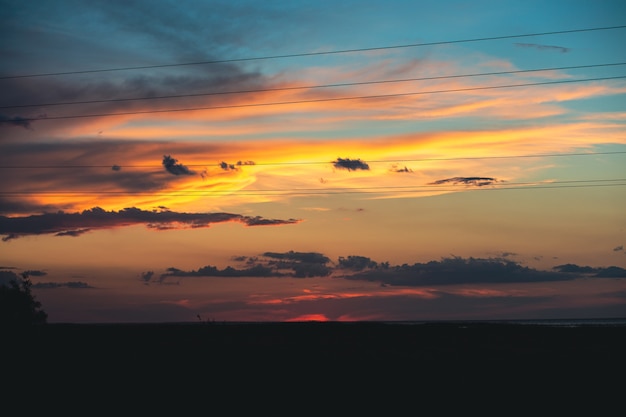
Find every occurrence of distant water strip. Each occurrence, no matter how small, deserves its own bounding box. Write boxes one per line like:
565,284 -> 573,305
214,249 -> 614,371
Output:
382,318 -> 626,327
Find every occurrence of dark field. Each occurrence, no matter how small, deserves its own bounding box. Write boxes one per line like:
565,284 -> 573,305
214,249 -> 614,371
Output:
9,320 -> 626,366
9,320 -> 626,355
5,321 -> 626,412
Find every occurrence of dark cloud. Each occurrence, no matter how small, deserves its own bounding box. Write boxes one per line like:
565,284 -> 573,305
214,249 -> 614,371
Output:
1,269 -> 56,287
498,252 -> 517,258
0,197 -> 58,216
390,165 -> 413,173
515,43 -> 570,53
0,114 -> 32,130
0,36 -> 265,129
594,266 -> 626,278
343,256 -> 571,286
553,264 -> 597,274
0,41 -> 269,165
243,216 -> 301,226
551,264 -> 626,277
146,252 -> 626,288
156,250 -> 332,282
161,264 -> 275,280
140,271 -> 155,283
0,141 -> 180,215
333,158 -> 370,171
218,160 -> 255,171
1,68 -> 264,127
338,255 -> 379,271
261,251 -> 332,277
429,177 -> 500,186
237,160 -> 256,166
263,251 -> 330,264
22,270 -> 47,277
31,281 -> 94,289
613,245 -> 624,252
219,161 -> 236,171
55,229 -> 91,237
162,155 -> 195,176
0,206 -> 300,240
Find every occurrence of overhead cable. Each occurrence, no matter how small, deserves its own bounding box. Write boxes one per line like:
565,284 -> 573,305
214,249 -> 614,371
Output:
1,150 -> 625,169
2,24 -> 625,80
2,62 -> 625,109
2,179 -> 625,197
6,75 -> 626,122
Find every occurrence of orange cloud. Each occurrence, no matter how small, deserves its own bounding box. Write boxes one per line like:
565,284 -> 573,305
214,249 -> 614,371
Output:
250,286 -> 439,307
11,56 -> 626,146
447,288 -> 527,297
6,115 -> 624,215
4,54 -> 625,214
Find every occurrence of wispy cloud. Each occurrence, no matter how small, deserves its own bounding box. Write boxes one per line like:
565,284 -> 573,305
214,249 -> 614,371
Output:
515,43 -> 570,53
22,269 -> 47,277
429,176 -> 501,186
32,281 -> 94,289
0,114 -> 33,130
390,165 -> 413,173
55,229 -> 91,237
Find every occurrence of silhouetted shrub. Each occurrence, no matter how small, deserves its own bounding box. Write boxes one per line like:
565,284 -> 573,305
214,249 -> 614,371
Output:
0,272 -> 47,326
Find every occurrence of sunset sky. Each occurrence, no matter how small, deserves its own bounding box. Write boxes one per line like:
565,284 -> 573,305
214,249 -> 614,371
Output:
1,0 -> 625,323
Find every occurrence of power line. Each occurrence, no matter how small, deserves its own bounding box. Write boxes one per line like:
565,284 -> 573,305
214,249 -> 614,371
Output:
6,75 -> 626,122
2,179 -> 625,197
2,24 -> 625,80
1,151 -> 624,169
3,62 -> 625,109
252,151 -> 626,167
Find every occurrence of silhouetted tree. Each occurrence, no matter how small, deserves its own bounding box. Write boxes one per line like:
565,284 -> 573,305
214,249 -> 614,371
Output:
0,272 -> 47,326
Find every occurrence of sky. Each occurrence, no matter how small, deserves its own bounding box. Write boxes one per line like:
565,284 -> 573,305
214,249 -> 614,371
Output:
1,0 -> 625,323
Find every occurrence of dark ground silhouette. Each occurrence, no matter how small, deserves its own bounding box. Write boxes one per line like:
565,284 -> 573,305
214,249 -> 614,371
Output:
8,320 -> 626,365
4,320 -> 625,413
